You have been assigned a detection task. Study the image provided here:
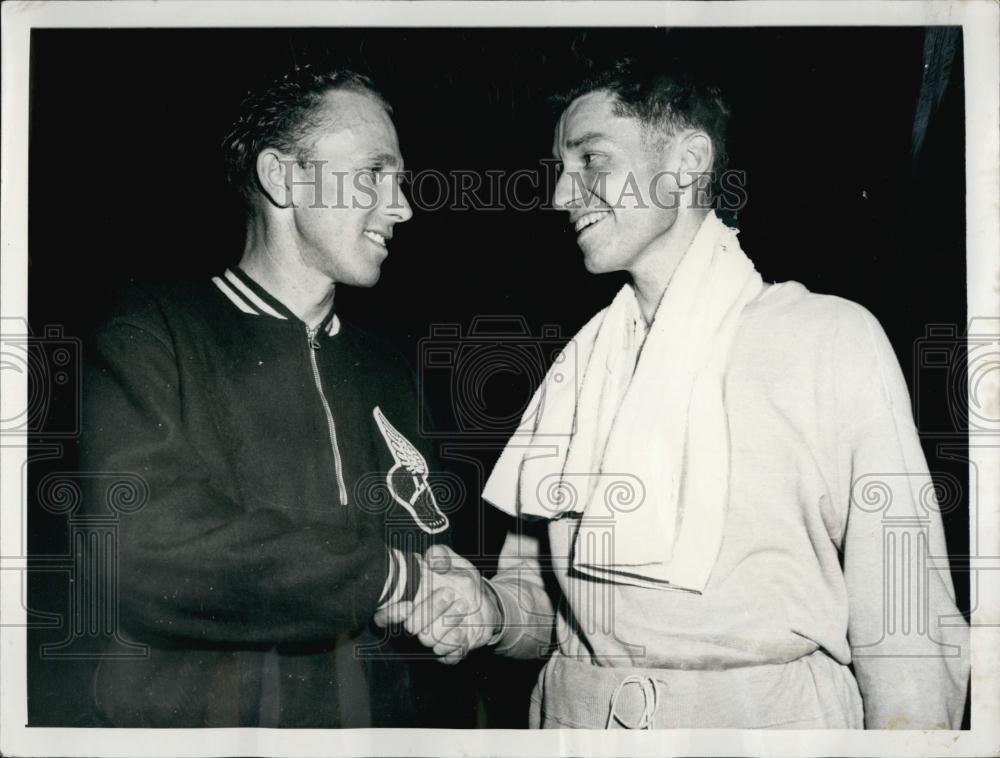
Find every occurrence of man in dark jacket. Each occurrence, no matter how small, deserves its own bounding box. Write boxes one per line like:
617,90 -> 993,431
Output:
81,66 -> 460,727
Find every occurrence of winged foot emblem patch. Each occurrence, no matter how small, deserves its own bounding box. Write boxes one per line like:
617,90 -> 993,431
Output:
373,406 -> 449,534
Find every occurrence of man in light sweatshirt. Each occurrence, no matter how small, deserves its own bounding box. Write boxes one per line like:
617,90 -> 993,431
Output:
379,58 -> 969,729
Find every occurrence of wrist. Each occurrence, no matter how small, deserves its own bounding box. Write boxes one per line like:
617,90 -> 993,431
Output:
480,577 -> 506,646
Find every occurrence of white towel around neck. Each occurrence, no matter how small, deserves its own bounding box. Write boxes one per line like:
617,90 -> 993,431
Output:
483,211 -> 764,593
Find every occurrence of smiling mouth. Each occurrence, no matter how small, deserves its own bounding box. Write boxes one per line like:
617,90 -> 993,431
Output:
573,211 -> 611,234
363,230 -> 388,247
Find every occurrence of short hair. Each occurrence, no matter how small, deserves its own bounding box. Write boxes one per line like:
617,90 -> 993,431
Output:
222,65 -> 391,206
552,58 -> 731,180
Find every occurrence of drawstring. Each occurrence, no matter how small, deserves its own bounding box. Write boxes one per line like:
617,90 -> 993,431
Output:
606,675 -> 667,729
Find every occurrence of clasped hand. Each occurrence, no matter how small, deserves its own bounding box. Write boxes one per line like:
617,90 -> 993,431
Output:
374,545 -> 500,664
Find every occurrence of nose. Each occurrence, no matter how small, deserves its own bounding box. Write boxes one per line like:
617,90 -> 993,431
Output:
552,167 -> 584,211
384,179 -> 414,224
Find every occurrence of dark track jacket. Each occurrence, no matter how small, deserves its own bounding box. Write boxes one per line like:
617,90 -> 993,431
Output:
81,267 -> 451,727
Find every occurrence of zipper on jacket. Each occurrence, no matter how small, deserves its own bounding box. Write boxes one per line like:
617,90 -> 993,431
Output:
306,325 -> 349,506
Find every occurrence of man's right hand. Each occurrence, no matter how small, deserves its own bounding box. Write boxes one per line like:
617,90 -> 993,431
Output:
374,545 -> 502,664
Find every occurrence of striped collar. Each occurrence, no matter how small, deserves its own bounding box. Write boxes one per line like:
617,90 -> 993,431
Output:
212,267 -> 341,336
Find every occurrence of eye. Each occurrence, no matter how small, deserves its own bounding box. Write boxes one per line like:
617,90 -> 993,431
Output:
582,153 -> 598,167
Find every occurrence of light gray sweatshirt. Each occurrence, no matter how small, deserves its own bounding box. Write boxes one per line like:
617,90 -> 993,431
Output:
488,281 -> 969,729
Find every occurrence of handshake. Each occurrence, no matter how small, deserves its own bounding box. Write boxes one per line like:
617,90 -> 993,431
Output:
374,545 -> 503,664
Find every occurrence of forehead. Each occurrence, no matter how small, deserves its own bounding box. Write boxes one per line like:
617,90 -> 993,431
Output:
306,89 -> 402,163
554,90 -> 642,152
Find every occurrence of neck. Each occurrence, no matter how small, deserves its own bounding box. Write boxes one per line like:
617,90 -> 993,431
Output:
629,208 -> 710,324
239,216 -> 336,327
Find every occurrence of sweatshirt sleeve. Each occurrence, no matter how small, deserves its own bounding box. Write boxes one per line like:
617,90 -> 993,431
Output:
81,307 -> 415,646
490,522 -> 558,659
835,301 -> 969,729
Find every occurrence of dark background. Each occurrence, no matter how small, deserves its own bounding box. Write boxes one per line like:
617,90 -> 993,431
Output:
26,27 -> 968,727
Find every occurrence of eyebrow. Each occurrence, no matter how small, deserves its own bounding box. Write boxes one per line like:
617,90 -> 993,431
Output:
553,131 -> 614,159
362,151 -> 403,170
565,131 -> 612,151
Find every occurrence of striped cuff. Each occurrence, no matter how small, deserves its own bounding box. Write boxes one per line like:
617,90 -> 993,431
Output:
377,548 -> 401,607
400,550 -> 422,602
377,549 -> 424,609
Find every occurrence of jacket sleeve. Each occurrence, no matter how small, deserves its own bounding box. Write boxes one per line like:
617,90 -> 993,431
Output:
835,302 -> 969,728
81,305 -> 405,646
490,521 -> 558,659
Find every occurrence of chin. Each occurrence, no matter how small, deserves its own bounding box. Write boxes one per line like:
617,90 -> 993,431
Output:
354,267 -> 383,288
334,258 -> 383,288
579,234 -> 620,273
581,249 -> 615,275
348,275 -> 380,289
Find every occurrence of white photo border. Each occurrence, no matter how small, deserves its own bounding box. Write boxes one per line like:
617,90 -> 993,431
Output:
2,2 -> 997,756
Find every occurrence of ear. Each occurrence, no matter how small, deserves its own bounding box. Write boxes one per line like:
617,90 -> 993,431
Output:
255,148 -> 294,208
675,131 -> 714,190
